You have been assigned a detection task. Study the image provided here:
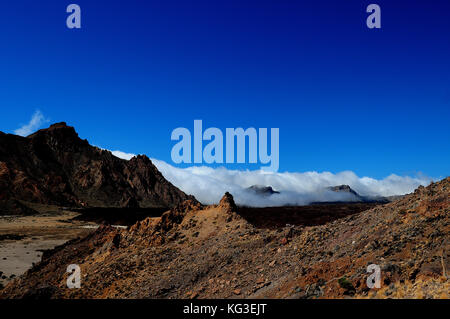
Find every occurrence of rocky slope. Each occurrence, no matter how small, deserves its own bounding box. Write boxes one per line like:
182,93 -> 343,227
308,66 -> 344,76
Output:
0,123 -> 194,214
1,178 -> 448,299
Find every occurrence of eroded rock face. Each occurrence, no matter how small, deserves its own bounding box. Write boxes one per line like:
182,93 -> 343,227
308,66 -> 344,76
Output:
0,123 -> 195,213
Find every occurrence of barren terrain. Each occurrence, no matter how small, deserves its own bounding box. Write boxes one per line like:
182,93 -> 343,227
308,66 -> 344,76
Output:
0,211 -> 97,288
1,178 -> 448,299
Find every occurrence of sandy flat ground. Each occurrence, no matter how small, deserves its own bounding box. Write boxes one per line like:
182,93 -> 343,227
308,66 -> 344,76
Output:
0,212 -> 97,287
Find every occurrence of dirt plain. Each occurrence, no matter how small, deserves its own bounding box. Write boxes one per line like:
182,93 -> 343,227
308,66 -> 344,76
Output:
0,210 -> 97,288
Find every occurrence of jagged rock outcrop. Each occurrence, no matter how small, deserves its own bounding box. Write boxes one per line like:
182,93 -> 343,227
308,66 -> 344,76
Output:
0,122 -> 195,213
217,192 -> 237,213
127,199 -> 203,244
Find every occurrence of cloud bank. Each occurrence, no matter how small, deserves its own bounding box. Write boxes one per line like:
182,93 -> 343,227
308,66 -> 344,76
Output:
14,110 -> 49,137
107,149 -> 433,207
150,159 -> 433,206
110,150 -> 136,160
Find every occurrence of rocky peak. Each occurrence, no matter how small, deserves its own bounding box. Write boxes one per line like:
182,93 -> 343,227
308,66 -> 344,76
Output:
327,185 -> 359,196
42,122 -> 70,130
218,192 -> 237,213
26,122 -> 88,155
28,122 -> 78,139
129,154 -> 150,163
0,122 -> 196,213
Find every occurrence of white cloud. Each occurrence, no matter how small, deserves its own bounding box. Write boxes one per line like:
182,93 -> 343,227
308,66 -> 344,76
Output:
150,159 -> 433,206
14,110 -> 49,136
95,149 -> 434,207
110,150 -> 136,160
95,145 -> 136,160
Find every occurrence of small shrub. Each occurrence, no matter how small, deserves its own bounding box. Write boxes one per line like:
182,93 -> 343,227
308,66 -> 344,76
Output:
338,277 -> 355,295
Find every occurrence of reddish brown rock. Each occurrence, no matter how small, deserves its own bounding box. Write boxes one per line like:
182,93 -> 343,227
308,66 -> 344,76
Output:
0,123 -> 196,213
1,180 -> 448,299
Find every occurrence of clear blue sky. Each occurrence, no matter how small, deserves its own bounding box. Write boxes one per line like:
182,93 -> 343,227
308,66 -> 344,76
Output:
0,0 -> 449,179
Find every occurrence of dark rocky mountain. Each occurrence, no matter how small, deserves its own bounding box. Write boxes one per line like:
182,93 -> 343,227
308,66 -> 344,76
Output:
327,184 -> 360,197
246,185 -> 280,196
245,184 -> 391,204
324,184 -> 390,204
0,122 -> 195,214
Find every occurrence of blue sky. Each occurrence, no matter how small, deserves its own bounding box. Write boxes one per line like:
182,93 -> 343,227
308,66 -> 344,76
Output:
1,0 -> 449,180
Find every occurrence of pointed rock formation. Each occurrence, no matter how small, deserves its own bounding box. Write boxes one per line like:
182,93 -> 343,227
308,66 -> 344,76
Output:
218,192 -> 237,214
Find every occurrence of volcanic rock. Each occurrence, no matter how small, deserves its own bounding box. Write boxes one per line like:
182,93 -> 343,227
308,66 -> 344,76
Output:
1,179 -> 448,299
0,123 -> 195,213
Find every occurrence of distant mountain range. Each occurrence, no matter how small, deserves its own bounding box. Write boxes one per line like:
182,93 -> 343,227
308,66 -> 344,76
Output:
0,123 -> 195,214
247,184 -> 394,204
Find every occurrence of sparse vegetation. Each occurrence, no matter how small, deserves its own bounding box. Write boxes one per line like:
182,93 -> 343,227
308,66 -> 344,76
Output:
338,277 -> 355,295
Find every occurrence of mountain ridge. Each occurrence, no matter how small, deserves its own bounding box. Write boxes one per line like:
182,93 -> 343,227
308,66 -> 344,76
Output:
0,122 -> 195,214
